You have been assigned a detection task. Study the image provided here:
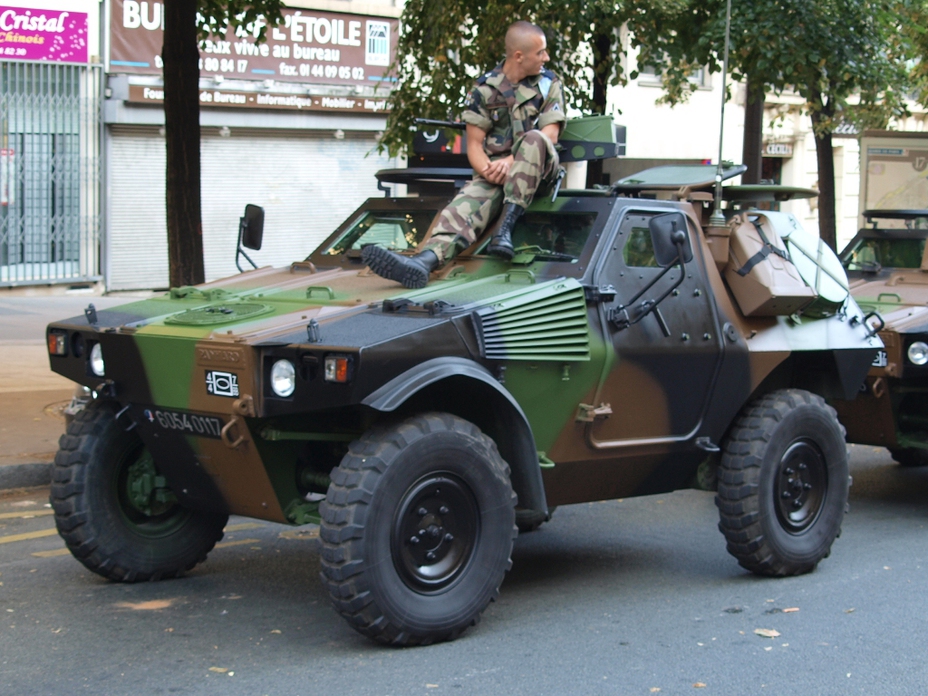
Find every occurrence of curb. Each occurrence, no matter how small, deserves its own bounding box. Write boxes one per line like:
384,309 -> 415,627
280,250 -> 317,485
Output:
0,462 -> 53,491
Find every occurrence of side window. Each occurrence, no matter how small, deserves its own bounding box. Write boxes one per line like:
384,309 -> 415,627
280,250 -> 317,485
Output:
623,226 -> 659,267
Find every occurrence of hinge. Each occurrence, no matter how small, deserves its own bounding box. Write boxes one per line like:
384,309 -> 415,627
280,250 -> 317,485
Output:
576,402 -> 613,422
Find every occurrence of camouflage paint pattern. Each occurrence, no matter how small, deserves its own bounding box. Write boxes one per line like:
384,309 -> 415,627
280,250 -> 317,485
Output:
47,190 -> 881,523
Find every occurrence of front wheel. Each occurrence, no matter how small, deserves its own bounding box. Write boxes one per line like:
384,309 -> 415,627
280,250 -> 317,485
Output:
716,389 -> 848,577
319,413 -> 516,646
50,401 -> 228,582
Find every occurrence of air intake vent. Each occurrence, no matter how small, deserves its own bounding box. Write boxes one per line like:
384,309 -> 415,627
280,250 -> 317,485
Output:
474,279 -> 591,361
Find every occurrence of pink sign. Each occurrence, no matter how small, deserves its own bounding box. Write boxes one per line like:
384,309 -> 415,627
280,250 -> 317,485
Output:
0,5 -> 88,63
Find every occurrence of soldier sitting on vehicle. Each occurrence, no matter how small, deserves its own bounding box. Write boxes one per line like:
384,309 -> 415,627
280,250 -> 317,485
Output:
362,20 -> 567,289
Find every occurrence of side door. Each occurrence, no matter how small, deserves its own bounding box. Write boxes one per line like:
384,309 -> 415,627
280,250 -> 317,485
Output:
588,208 -> 725,448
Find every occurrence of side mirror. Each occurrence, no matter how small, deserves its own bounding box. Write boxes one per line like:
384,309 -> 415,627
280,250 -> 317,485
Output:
649,212 -> 693,267
236,204 -> 265,272
241,204 -> 264,250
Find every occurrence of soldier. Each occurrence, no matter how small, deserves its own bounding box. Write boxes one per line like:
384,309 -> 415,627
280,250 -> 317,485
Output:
363,20 -> 566,289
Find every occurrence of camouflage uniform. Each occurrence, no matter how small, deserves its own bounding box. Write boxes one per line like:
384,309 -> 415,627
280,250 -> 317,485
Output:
423,66 -> 567,262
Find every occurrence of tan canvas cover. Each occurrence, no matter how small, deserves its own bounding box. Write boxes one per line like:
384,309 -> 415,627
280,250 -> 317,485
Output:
724,213 -> 816,316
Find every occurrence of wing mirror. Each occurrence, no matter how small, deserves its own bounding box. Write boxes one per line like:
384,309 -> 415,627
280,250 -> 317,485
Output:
236,204 -> 264,272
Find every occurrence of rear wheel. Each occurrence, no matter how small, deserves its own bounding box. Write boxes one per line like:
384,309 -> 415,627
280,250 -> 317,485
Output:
50,401 -> 228,582
716,389 -> 848,577
320,412 -> 516,645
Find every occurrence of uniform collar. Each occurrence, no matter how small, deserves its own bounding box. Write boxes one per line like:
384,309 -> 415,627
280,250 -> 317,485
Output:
485,65 -> 542,105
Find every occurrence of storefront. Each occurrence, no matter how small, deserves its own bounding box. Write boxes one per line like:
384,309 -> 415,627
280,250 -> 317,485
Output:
103,0 -> 402,291
0,1 -> 102,287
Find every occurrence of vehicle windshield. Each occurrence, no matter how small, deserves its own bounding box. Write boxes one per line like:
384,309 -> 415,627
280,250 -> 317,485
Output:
479,211 -> 598,263
319,209 -> 439,256
842,237 -> 926,271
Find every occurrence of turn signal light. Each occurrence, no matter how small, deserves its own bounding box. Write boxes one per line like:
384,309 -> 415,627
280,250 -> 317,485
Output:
48,332 -> 67,356
324,355 -> 351,383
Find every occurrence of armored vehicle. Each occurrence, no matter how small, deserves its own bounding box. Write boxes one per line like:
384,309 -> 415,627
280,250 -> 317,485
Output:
832,209 -> 928,466
47,161 -> 880,645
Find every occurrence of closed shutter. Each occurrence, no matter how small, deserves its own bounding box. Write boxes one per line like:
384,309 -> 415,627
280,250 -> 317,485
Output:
107,126 -> 396,291
107,128 -> 168,290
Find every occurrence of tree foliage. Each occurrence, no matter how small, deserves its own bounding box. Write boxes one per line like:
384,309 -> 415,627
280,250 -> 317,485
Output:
627,0 -> 914,248
379,0 -> 633,158
162,1 -> 283,287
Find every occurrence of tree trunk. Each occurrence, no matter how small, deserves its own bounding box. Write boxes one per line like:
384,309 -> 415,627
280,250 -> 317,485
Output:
162,0 -> 204,288
810,108 -> 837,250
585,31 -> 611,188
741,76 -> 764,185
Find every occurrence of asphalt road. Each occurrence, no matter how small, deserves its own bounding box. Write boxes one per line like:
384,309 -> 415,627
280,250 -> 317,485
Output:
1,444 -> 926,696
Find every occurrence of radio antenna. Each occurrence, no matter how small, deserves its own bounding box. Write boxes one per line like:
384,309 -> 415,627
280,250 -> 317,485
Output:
708,0 -> 733,227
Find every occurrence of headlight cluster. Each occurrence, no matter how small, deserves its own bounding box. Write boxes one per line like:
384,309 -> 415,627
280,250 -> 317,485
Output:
270,359 -> 296,397
90,343 -> 105,376
908,341 -> 928,366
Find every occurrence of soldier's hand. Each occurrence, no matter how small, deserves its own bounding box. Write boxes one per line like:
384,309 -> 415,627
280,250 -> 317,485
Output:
483,156 -> 513,185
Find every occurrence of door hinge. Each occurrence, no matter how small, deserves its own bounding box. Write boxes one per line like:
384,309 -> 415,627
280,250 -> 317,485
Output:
576,402 -> 613,422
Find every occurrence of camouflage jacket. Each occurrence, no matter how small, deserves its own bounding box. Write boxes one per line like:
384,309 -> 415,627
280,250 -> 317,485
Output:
461,65 -> 566,159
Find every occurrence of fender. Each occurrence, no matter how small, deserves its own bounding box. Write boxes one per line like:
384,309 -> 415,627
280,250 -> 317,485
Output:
362,357 -> 549,516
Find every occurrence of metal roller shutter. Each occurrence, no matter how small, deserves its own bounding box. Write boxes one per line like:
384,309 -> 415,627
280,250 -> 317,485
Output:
107,126 -> 397,291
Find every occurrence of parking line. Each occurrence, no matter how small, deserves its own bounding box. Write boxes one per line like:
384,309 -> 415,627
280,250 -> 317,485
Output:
32,548 -> 70,558
0,510 -> 54,520
0,528 -> 58,544
216,538 -> 260,549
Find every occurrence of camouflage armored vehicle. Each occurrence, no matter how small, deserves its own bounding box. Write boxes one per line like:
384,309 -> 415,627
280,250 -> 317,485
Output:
831,209 -> 928,466
47,161 -> 880,646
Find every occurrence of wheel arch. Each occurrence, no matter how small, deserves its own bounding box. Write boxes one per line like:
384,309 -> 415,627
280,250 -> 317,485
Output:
362,357 -> 549,516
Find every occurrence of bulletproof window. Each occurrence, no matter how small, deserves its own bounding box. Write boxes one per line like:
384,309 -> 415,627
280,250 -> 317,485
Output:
499,211 -> 598,262
623,227 -> 659,267
842,237 -> 926,271
320,210 -> 438,256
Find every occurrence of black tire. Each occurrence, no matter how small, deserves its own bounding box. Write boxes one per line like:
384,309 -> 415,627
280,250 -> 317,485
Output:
715,389 -> 848,577
319,412 -> 517,646
889,447 -> 928,468
50,401 -> 228,582
515,506 -> 556,533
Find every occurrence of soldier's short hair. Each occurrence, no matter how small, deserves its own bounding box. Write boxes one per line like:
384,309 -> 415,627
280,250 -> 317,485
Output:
505,21 -> 545,58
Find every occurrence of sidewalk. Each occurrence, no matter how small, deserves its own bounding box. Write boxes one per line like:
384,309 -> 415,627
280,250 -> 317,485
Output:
0,292 -> 144,490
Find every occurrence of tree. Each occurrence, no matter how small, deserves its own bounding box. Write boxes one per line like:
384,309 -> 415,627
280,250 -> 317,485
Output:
379,0 -> 632,181
628,0 -> 913,250
162,1 -> 282,287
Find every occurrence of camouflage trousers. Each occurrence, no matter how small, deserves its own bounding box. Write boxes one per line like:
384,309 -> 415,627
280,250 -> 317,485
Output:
423,130 -> 560,262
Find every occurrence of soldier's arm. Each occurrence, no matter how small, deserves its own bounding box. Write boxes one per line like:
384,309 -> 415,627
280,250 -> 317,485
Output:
466,124 -> 493,174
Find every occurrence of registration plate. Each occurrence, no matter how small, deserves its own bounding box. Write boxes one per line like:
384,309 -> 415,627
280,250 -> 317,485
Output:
142,407 -> 224,439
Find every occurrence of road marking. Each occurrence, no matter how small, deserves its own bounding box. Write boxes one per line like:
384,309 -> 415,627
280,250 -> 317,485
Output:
0,510 -> 54,520
224,523 -> 264,532
216,538 -> 260,549
32,548 -> 70,558
0,528 -> 58,544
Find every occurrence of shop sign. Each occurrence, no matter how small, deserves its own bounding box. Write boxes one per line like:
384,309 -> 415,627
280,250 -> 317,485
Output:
110,0 -> 397,88
764,141 -> 793,158
0,5 -> 88,63
128,84 -> 389,114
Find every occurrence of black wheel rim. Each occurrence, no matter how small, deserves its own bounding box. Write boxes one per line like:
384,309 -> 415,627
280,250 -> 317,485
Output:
774,439 -> 827,534
392,473 -> 479,593
114,442 -> 191,538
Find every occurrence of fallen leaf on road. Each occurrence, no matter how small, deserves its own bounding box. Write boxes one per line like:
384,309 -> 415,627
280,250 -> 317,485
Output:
650,689 -> 661,693
783,607 -> 799,613
270,629 -> 281,634
426,685 -> 439,689
754,628 -> 781,638
209,667 -> 228,674
844,608 -> 855,614
693,683 -> 707,688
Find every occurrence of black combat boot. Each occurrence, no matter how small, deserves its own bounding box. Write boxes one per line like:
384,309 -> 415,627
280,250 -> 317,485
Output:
487,203 -> 524,260
361,246 -> 440,289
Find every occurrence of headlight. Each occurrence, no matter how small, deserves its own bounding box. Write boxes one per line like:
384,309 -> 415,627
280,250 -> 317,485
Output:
89,343 -> 105,376
270,359 -> 296,397
908,341 -> 928,366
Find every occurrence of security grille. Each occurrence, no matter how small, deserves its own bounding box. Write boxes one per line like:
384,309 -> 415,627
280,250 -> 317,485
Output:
0,61 -> 102,286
